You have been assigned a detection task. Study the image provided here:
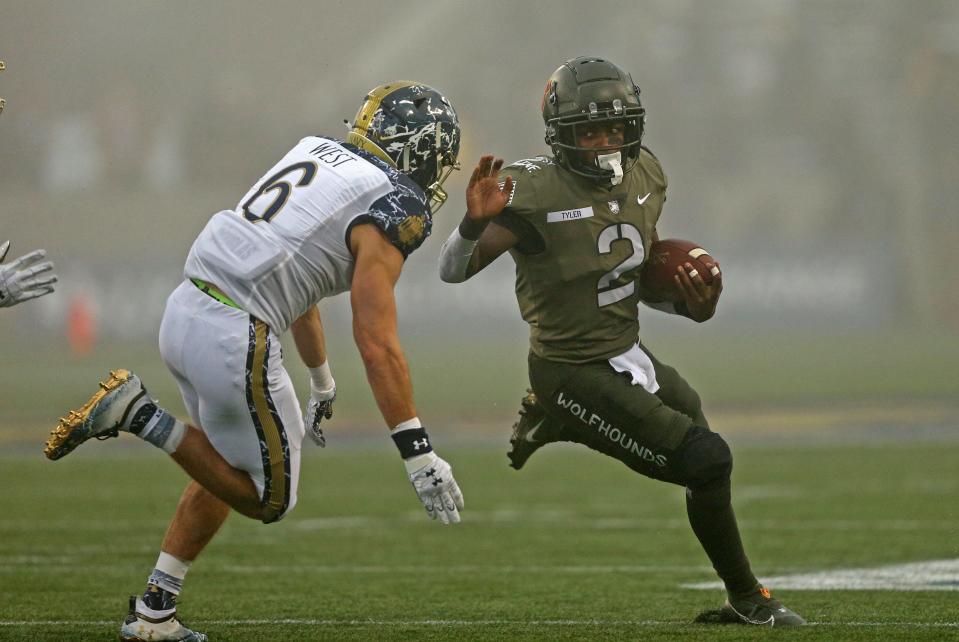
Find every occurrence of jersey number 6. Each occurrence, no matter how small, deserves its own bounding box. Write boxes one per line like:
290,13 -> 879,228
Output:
596,223 -> 645,307
242,161 -> 318,223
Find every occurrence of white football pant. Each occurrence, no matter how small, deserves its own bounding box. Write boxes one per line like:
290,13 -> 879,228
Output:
159,280 -> 304,521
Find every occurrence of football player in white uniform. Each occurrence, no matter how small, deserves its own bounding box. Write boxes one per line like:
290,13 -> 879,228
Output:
0,241 -> 57,307
45,82 -> 464,642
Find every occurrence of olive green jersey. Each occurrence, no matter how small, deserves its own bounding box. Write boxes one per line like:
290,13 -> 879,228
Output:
493,148 -> 667,363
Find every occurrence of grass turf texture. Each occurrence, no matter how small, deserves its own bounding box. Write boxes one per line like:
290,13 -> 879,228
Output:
2,442 -> 958,641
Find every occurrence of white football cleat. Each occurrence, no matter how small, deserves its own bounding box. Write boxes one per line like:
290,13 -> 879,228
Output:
119,596 -> 207,642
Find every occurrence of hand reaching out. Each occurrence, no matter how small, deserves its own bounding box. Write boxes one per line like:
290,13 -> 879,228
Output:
465,155 -> 513,226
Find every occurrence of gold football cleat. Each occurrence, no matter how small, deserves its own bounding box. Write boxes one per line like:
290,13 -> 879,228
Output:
44,369 -> 134,460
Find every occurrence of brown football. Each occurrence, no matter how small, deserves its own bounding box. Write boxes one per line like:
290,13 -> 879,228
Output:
640,238 -> 718,302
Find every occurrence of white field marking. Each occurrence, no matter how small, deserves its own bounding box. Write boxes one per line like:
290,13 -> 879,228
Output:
589,517 -> 959,532
1,619 -> 957,628
590,518 -> 688,530
0,555 -> 98,564
0,542 -> 154,555
0,566 -> 140,574
289,516 -> 374,530
283,513 -> 959,532
219,564 -> 713,574
8,513 -> 959,535
0,563 -> 714,574
0,519 -> 171,532
684,558 -> 959,592
0,549 -> 156,564
733,485 -> 804,502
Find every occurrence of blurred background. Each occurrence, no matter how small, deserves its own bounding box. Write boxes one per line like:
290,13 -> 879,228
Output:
1,0 -> 957,443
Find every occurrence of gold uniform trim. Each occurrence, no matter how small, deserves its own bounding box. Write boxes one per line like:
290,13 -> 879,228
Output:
44,369 -> 132,460
250,320 -> 288,516
346,80 -> 418,167
351,80 -> 417,136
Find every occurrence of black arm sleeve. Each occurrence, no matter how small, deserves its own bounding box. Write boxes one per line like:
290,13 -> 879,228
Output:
491,210 -> 545,255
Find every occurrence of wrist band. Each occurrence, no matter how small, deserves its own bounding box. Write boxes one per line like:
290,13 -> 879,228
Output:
308,362 -> 334,393
391,427 -> 433,459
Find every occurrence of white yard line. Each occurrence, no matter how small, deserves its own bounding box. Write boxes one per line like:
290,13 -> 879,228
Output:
4,514 -> 959,532
685,558 -> 959,592
0,563 -> 714,573
1,618 -> 957,628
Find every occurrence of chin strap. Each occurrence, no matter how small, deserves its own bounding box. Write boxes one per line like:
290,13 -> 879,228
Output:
596,152 -> 624,186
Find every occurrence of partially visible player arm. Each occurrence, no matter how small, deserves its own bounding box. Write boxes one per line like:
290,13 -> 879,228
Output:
291,305 -> 329,368
439,155 -> 519,282
350,223 -> 464,524
291,306 -> 335,446
0,241 -> 58,307
349,224 -> 416,426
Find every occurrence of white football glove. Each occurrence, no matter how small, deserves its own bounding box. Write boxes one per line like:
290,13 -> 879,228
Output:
304,386 -> 335,447
404,452 -> 465,524
0,241 -> 58,308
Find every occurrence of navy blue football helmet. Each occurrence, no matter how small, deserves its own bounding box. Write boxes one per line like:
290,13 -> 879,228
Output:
347,82 -> 461,211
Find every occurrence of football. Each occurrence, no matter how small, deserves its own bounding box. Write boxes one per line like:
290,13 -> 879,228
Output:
640,238 -> 719,302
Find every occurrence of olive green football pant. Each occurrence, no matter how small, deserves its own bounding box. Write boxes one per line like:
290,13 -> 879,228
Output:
528,343 -> 709,485
529,344 -> 761,596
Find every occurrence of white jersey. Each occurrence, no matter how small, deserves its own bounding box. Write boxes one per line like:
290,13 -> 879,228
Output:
184,137 -> 432,333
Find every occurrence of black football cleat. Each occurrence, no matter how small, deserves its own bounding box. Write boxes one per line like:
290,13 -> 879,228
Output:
507,389 -> 562,470
694,587 -> 806,627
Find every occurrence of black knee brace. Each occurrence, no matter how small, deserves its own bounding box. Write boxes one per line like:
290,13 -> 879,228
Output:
677,426 -> 733,505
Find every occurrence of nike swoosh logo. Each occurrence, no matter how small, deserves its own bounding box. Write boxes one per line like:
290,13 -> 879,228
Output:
637,193 -> 651,205
727,603 -> 774,626
525,418 -> 546,442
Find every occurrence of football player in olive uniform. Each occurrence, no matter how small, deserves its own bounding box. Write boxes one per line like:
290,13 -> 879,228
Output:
439,57 -> 804,627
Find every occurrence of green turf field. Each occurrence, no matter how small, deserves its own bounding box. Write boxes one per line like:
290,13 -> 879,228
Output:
2,440 -> 957,641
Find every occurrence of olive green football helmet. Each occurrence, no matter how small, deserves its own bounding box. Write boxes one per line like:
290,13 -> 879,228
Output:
541,57 -> 645,182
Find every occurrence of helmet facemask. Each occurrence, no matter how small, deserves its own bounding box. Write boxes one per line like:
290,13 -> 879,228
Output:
376,119 -> 460,212
546,100 -> 645,184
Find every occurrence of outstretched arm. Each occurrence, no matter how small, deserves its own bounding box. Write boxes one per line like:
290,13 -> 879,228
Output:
439,155 -> 520,282
350,223 -> 464,524
349,224 -> 416,426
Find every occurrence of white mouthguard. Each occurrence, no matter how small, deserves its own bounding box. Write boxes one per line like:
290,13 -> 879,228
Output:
597,152 -> 623,185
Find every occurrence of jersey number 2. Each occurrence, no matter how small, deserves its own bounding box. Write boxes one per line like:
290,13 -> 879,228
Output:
242,162 -> 317,223
596,223 -> 645,307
